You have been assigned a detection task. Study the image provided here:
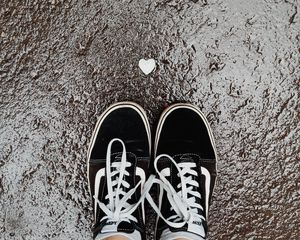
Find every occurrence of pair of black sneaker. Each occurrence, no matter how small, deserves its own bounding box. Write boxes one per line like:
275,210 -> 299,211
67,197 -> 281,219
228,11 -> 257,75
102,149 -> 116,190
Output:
87,102 -> 217,240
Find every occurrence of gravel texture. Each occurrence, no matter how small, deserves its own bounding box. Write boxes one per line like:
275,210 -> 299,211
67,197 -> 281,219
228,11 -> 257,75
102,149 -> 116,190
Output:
0,0 -> 299,239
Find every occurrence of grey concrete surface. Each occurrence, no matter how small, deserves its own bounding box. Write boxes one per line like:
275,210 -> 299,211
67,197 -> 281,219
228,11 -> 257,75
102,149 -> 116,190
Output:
1,0 -> 299,239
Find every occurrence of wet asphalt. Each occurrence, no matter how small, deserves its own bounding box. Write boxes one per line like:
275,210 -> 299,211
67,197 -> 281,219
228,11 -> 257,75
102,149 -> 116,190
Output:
0,0 -> 299,239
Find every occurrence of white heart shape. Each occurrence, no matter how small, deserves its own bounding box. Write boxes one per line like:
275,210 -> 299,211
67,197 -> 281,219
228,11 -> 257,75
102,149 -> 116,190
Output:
139,58 -> 156,75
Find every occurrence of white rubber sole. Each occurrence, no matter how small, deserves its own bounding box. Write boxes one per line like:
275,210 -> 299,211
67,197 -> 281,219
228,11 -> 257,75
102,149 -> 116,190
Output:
86,101 -> 151,196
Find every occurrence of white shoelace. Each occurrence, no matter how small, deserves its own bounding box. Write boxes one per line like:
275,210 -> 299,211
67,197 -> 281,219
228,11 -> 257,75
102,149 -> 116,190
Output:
94,139 -> 204,230
94,138 -> 146,224
145,154 -> 205,228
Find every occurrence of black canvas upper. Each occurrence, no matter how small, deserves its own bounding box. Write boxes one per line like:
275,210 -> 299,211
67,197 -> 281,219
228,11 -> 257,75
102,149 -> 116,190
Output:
155,106 -> 217,239
88,104 -> 150,239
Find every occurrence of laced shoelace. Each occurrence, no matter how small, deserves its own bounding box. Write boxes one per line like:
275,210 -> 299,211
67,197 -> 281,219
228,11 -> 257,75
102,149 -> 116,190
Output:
94,138 -> 146,223
145,154 -> 205,229
94,139 -> 205,229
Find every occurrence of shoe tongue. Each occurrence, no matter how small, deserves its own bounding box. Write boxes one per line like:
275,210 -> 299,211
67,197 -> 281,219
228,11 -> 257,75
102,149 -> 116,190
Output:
164,216 -> 206,239
161,217 -> 206,240
101,220 -> 135,233
186,216 -> 206,238
101,220 -> 121,233
100,220 -> 141,240
161,225 -> 205,240
168,154 -> 205,238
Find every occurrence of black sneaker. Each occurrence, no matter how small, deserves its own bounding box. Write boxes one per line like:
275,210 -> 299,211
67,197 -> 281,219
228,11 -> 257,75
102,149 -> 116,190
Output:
87,102 -> 151,240
153,103 -> 217,240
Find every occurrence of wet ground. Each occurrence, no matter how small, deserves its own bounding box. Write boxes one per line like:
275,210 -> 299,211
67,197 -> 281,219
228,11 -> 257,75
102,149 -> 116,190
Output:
1,0 -> 300,239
